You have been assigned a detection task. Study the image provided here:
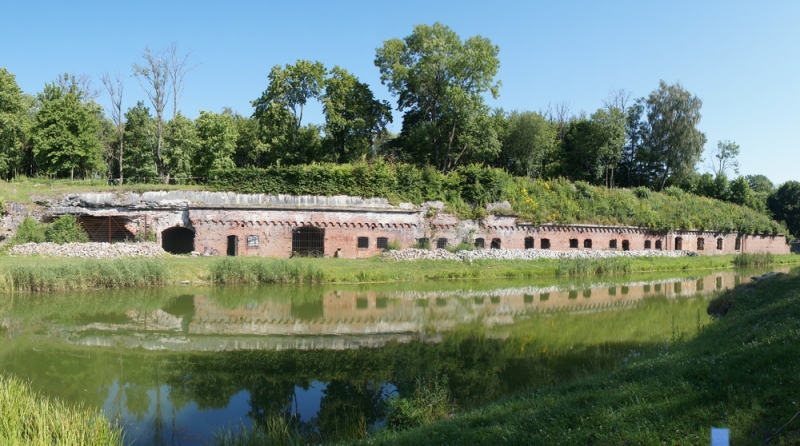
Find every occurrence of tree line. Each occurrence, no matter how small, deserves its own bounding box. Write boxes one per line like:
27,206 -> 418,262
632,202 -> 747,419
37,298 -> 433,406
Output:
0,23 -> 795,233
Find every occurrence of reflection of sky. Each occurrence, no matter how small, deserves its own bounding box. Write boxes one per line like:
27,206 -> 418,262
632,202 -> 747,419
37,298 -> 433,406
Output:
101,379 -> 397,445
103,381 -> 252,446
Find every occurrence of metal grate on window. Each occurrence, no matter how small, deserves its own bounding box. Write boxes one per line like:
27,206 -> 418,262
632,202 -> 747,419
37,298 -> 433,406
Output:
436,238 -> 448,249
247,235 -> 259,247
377,237 -> 388,249
357,237 -> 369,249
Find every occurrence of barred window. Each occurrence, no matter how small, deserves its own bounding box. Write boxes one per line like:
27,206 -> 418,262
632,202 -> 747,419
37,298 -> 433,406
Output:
644,240 -> 651,249
474,238 -> 485,249
357,237 -> 369,249
717,238 -> 723,250
569,238 -> 578,248
436,238 -> 448,249
377,237 -> 388,249
609,239 -> 618,249
583,239 -> 592,249
524,237 -> 534,249
247,235 -> 259,248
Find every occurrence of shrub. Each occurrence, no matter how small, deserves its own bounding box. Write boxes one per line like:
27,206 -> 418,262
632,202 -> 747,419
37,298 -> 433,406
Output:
386,374 -> 453,430
10,217 -> 46,244
44,215 -> 89,244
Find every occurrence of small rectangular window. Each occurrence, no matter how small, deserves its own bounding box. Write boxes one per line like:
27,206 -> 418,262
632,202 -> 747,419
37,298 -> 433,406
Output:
569,238 -> 578,248
644,240 -> 651,249
474,238 -> 485,249
377,237 -> 388,249
357,237 -> 369,249
524,237 -> 534,249
609,239 -> 618,249
247,235 -> 259,248
717,238 -> 723,250
436,238 -> 448,249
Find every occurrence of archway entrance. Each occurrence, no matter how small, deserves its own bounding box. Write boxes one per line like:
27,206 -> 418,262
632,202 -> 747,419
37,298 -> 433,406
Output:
292,226 -> 325,257
675,237 -> 683,250
161,227 -> 195,254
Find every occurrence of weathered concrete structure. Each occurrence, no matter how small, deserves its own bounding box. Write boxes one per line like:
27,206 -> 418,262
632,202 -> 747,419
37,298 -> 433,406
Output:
22,191 -> 791,257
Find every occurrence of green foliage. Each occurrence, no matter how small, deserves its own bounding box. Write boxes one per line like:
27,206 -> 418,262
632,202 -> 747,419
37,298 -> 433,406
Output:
0,197 -> 6,215
767,180 -> 800,238
10,217 -> 46,244
2,258 -> 168,292
386,374 -> 453,430
385,239 -> 402,251
0,68 -> 27,179
43,215 -> 89,244
732,252 -> 774,268
193,110 -> 238,178
209,258 -> 326,284
0,374 -> 124,445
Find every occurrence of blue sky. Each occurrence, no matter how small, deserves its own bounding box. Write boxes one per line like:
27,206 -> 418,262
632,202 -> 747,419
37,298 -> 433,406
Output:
2,0 -> 798,185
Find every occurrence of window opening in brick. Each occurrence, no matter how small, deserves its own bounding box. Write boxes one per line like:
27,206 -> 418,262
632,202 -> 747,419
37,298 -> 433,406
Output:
357,237 -> 369,249
622,240 -> 630,251
524,237 -> 534,249
376,237 -> 388,249
491,238 -> 502,249
644,240 -> 651,249
655,240 -> 662,250
609,239 -> 618,249
474,238 -> 485,249
569,238 -> 578,248
247,235 -> 259,248
540,238 -> 551,249
675,237 -> 683,250
436,238 -> 448,249
735,237 -> 741,250
583,239 -> 592,249
226,235 -> 238,256
416,238 -> 430,249
717,238 -> 723,250
697,237 -> 705,250
292,226 -> 325,257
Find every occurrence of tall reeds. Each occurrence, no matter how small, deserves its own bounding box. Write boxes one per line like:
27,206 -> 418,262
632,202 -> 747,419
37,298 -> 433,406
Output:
210,258 -> 325,284
0,374 -> 123,445
733,252 -> 775,268
0,259 -> 168,293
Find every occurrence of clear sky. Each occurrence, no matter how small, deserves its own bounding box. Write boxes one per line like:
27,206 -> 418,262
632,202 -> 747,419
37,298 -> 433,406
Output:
2,0 -> 797,186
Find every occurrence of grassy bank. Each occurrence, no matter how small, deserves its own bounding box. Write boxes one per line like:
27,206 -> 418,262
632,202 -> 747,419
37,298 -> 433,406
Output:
1,253 -> 799,292
0,374 -> 123,445
355,268 -> 800,445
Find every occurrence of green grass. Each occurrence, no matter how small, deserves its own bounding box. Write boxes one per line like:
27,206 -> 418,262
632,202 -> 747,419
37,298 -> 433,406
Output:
733,252 -> 775,268
352,269 -> 800,445
1,253 -> 799,292
0,374 -> 123,445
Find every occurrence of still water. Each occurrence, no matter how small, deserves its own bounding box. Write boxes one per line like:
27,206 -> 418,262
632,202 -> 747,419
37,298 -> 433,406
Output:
0,269 -> 771,444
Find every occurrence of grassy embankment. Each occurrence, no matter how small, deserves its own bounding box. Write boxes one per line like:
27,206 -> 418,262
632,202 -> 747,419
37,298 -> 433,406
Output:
0,374 -> 123,445
1,253 -> 799,292
346,268 -> 800,445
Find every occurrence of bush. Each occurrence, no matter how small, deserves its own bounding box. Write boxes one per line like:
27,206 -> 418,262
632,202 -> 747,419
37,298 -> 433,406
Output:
386,374 -> 453,430
44,215 -> 89,244
10,217 -> 46,244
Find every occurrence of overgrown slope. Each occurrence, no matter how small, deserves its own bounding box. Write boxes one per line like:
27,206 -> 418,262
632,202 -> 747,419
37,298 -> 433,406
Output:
210,162 -> 787,235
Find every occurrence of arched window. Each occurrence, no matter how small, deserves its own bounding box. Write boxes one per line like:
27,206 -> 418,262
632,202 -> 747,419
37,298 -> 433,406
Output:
583,239 -> 592,248
697,237 -> 705,250
655,240 -> 662,250
622,240 -> 630,251
675,237 -> 683,250
491,238 -> 502,249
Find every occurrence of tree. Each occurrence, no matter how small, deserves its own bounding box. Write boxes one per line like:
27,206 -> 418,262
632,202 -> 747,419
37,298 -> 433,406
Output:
133,47 -> 170,181
708,140 -> 740,177
767,181 -> 800,237
0,68 -> 26,179
616,99 -> 648,188
31,79 -> 104,179
101,72 -> 125,184
375,22 -> 501,172
643,81 -> 707,190
591,107 -> 626,188
746,174 -> 775,194
164,113 -> 197,183
122,101 -> 158,182
321,66 -> 392,162
193,110 -> 237,179
166,42 -> 199,119
499,111 -> 556,178
252,60 -> 326,164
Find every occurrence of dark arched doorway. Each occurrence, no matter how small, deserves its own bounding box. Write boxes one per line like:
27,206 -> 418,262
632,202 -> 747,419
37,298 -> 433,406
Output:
292,226 -> 325,257
161,227 -> 195,254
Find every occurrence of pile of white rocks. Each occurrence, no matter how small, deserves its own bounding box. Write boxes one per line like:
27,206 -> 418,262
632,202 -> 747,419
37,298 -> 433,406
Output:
9,242 -> 167,259
383,248 -> 698,262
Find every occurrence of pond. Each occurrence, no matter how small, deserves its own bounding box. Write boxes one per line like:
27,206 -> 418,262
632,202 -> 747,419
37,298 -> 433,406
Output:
0,268 -> 775,444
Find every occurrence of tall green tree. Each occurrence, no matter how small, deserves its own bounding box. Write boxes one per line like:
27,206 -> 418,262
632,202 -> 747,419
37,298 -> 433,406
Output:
767,181 -> 800,237
0,68 -> 27,179
499,110 -> 557,178
252,60 -> 326,165
193,110 -> 237,178
133,47 -> 170,181
322,66 -> 392,162
164,113 -> 197,183
644,81 -> 707,190
375,22 -> 501,172
30,78 -> 104,179
121,101 -> 158,182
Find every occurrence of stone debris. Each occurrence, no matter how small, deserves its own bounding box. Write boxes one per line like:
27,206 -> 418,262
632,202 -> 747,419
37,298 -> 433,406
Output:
382,248 -> 699,262
9,242 -> 167,259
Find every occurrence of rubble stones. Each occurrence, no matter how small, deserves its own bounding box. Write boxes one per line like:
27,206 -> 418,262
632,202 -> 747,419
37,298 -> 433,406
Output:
10,242 -> 167,259
382,248 -> 699,262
